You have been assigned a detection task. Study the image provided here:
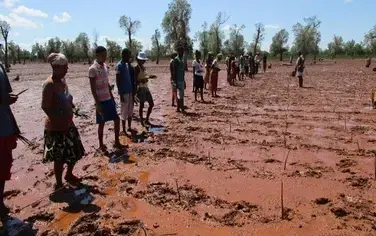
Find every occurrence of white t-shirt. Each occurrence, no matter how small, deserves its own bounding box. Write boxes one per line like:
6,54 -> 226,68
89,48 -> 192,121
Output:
192,60 -> 204,76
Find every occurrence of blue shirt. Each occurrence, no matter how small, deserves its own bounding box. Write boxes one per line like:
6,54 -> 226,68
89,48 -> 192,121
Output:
0,65 -> 15,137
115,61 -> 133,95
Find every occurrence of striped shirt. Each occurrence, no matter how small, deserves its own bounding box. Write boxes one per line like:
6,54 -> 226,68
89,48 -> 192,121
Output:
89,60 -> 111,102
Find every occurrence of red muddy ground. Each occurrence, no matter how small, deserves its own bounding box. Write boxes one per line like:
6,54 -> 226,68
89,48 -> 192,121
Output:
1,58 -> 376,236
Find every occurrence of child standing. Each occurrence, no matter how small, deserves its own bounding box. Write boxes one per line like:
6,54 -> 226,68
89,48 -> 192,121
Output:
192,50 -> 204,102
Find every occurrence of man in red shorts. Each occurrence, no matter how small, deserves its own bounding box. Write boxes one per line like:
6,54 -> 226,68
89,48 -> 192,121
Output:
0,63 -> 19,219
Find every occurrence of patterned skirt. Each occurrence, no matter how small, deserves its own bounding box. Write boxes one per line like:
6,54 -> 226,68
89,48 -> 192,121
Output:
43,124 -> 85,164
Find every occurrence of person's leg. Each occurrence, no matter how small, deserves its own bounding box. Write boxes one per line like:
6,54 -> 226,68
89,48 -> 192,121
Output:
146,97 -> 154,124
114,118 -> 121,145
299,76 -> 303,87
54,161 -> 64,188
194,86 -> 198,101
200,87 -> 204,102
171,86 -> 176,106
65,163 -> 80,183
98,123 -> 105,149
121,120 -> 126,133
139,102 -> 145,124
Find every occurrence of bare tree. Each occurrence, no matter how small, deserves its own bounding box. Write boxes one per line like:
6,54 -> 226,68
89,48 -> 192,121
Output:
0,21 -> 10,69
17,45 -> 21,64
151,29 -> 161,64
195,22 -> 210,60
119,15 -> 141,54
253,22 -> 265,55
270,29 -> 289,61
210,12 -> 229,55
93,29 -> 99,49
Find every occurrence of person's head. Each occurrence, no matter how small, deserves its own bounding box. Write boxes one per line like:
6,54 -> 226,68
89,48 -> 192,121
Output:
217,53 -> 223,61
95,46 -> 107,63
195,50 -> 201,60
170,51 -> 178,59
208,52 -> 214,60
298,51 -> 302,56
47,53 -> 68,80
122,48 -> 131,63
136,51 -> 148,65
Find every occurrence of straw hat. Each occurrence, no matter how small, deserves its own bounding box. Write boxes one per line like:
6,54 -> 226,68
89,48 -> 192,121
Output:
137,51 -> 148,61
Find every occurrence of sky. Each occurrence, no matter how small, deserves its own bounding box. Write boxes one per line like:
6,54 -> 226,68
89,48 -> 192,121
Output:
0,0 -> 375,52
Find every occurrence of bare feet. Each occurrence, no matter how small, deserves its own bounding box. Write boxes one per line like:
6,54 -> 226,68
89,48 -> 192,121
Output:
64,174 -> 81,184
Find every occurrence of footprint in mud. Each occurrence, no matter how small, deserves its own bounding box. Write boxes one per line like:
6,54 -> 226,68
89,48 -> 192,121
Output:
113,220 -> 146,235
4,189 -> 22,200
344,176 -> 370,189
314,198 -> 331,205
119,176 -> 138,194
25,212 -> 55,223
133,182 -> 210,209
336,159 -> 357,169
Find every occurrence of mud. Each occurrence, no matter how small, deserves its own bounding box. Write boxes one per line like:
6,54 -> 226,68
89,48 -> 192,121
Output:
2,59 -> 376,235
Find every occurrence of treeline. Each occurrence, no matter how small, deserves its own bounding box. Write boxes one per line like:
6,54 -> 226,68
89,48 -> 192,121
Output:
1,0 -> 375,69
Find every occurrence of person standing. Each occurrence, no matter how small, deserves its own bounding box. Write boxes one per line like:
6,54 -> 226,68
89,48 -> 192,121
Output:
192,50 -> 205,102
294,51 -> 305,87
173,43 -> 186,112
254,52 -> 260,74
89,46 -> 123,151
0,62 -> 19,219
115,48 -> 136,135
210,53 -> 222,97
239,54 -> 245,81
248,52 -> 254,78
244,54 -> 249,78
170,52 -> 178,106
42,53 -> 85,190
204,52 -> 214,90
135,51 -> 154,126
262,54 -> 268,73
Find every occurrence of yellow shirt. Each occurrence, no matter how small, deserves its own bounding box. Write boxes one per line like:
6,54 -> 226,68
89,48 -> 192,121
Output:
136,65 -> 148,88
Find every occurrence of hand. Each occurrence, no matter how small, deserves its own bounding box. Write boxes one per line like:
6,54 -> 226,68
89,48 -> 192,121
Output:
9,94 -> 18,105
96,103 -> 103,116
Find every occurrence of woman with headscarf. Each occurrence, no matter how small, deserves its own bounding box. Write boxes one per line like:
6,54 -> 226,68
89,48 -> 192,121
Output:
204,52 -> 214,90
210,53 -> 222,97
41,53 -> 85,190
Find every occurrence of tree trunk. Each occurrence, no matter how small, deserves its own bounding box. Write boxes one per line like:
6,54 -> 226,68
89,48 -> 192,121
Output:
4,39 -> 8,69
156,44 -> 160,65
128,30 -> 132,54
17,47 -> 21,64
279,52 -> 283,61
216,30 -> 220,55
23,51 -> 26,64
253,28 -> 260,56
184,51 -> 188,71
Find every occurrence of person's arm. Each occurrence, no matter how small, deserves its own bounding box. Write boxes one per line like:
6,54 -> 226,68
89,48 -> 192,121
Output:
0,64 -> 17,106
89,67 -> 100,104
192,61 -> 196,76
115,64 -> 122,96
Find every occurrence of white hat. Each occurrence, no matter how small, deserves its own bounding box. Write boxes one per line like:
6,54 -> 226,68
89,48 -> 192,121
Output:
47,53 -> 68,66
137,51 -> 148,61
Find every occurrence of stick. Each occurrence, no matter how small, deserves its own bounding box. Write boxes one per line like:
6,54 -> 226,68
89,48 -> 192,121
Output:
230,122 -> 232,133
283,149 -> 291,170
208,151 -> 211,163
374,153 -> 376,180
281,180 -> 284,220
356,140 -> 360,152
16,88 -> 28,96
237,117 -> 240,125
175,179 -> 181,203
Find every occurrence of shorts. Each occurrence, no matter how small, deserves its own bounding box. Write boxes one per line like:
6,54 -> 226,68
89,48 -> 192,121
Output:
194,75 -> 204,89
240,66 -> 245,73
177,88 -> 184,100
137,87 -> 153,104
120,93 -> 134,120
43,124 -> 85,164
96,99 -> 118,124
297,71 -> 303,77
0,135 -> 17,181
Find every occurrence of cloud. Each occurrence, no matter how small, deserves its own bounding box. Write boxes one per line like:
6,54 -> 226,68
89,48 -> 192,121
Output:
265,24 -> 281,29
11,31 -> 20,36
53,12 -> 71,23
3,0 -> 19,8
0,13 -> 40,28
12,5 -> 48,18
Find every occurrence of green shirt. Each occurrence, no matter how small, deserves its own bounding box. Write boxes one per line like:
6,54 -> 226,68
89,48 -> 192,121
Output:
173,56 -> 185,89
